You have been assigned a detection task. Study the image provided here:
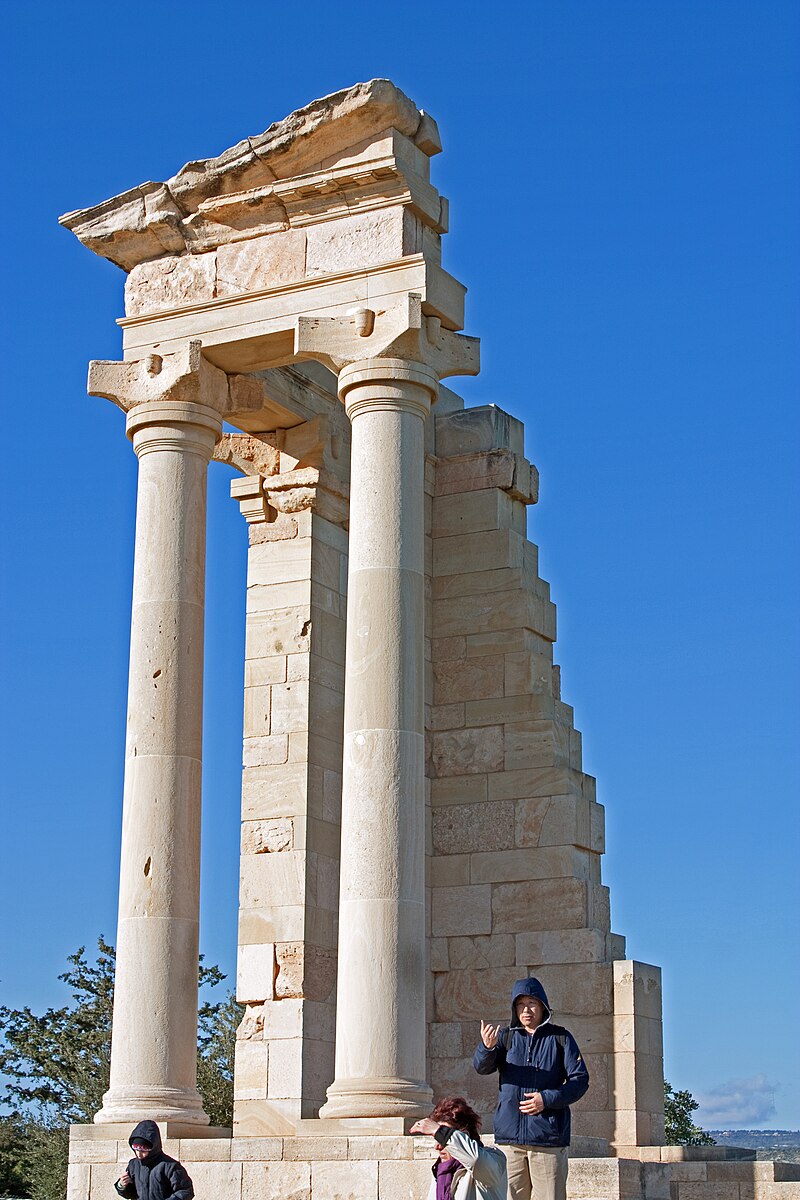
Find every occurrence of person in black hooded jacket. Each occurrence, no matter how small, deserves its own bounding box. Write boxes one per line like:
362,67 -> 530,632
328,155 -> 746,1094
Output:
473,977 -> 589,1200
114,1121 -> 194,1200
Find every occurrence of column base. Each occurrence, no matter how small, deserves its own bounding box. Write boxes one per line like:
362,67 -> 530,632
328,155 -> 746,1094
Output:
94,1085 -> 210,1126
318,1076 -> 433,1120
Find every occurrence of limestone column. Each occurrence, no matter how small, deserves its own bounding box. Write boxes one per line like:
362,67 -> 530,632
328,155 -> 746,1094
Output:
319,359 -> 435,1119
90,347 -> 227,1125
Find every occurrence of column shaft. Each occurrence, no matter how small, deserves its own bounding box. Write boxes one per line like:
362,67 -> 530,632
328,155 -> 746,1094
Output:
95,400 -> 220,1125
320,361 -> 434,1119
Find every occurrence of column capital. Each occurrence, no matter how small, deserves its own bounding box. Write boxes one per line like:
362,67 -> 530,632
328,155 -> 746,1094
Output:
88,338 -> 230,417
338,358 -> 437,422
125,400 -> 222,460
294,292 -> 479,384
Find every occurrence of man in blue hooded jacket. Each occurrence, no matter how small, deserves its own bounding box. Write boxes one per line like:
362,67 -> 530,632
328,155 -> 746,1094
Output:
473,977 -> 589,1200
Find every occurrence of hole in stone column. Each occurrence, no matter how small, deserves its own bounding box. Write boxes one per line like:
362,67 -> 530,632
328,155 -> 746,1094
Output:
144,857 -> 151,877
153,669 -> 161,679
301,620 -> 312,637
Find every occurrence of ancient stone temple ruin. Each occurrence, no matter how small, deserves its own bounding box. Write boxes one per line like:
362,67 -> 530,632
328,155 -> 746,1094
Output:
62,81 -> 797,1200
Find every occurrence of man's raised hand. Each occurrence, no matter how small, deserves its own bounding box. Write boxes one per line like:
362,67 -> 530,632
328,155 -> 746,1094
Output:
480,1020 -> 501,1048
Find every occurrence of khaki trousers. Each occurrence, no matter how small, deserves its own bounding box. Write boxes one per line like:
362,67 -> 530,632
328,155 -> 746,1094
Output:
503,1144 -> 569,1200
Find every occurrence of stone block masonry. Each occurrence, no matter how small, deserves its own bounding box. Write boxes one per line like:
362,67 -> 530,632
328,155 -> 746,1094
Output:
427,401 -> 662,1148
69,1128 -> 800,1200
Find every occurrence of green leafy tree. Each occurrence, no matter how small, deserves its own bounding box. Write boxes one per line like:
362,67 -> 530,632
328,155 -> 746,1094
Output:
196,963 -> 242,1128
0,1112 -> 29,1196
665,1080 -> 716,1146
0,939 -> 242,1200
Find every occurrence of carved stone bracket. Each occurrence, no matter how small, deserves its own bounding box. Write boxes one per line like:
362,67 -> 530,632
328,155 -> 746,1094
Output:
88,339 -> 230,417
230,466 -> 348,528
295,292 -> 479,383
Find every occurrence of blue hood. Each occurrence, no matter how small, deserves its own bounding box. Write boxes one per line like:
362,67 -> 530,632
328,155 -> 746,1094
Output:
509,977 -> 551,1028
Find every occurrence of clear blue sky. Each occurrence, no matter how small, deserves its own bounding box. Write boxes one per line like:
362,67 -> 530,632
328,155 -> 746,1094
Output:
1,0 -> 798,1132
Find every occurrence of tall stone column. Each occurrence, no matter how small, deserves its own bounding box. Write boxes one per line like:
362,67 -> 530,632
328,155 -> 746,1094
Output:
295,299 -> 479,1119
89,346 -> 228,1125
319,359 -> 435,1118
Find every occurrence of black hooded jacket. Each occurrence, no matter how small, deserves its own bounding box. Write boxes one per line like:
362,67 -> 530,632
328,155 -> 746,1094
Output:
473,977 -> 589,1147
114,1121 -> 194,1200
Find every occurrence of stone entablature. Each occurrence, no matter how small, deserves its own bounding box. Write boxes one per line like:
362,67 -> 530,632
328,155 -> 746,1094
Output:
60,81 -> 443,269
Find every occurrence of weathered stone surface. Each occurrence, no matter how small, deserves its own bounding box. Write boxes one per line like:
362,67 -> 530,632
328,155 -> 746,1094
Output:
434,449 -> 538,503
430,774 -> 488,807
504,721 -> 570,771
378,1159 -> 431,1200
492,878 -> 590,932
347,1137 -> 415,1161
430,635 -> 466,661
183,1163 -> 243,1193
435,406 -> 524,457
516,928 -> 608,965
432,656 -> 505,704
233,1037 -> 269,1100
430,725 -> 503,776
306,209 -> 407,276
429,1021 -> 463,1057
66,1162 -> 90,1199
241,817 -> 294,854
311,1160 -> 378,1200
471,845 -> 591,884
430,702 -> 465,730
275,943 -> 337,1001
489,765 -> 584,802
240,850 -> 306,909
427,853 -> 470,887
241,762 -> 309,820
515,795 -> 597,850
532,963 -> 614,1017
242,1160 -> 310,1200
434,966 -> 523,1021
125,252 -> 216,316
434,529 -> 525,577
217,229 -> 307,294
237,942 -> 276,1004
432,799 -> 513,854
266,1036 -> 304,1099
431,885 -> 492,936
448,934 -> 516,970
431,489 -> 513,539
243,733 -> 289,767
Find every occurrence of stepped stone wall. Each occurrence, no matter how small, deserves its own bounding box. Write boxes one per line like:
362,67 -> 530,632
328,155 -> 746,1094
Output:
424,400 -> 664,1149
221,378 -> 665,1147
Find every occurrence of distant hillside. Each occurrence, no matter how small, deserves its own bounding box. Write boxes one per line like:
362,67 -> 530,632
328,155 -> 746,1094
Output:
709,1131 -> 800,1161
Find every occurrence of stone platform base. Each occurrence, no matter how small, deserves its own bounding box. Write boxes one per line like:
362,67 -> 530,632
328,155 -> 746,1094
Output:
68,1125 -> 800,1200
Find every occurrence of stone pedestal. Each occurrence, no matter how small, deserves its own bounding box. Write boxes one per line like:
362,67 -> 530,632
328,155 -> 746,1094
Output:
67,1126 -> 800,1200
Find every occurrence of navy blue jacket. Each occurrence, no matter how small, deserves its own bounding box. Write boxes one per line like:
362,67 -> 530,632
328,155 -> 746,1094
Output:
473,977 -> 589,1147
115,1121 -> 194,1200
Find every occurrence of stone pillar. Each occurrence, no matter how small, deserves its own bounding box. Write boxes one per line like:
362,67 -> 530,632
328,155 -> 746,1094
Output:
90,346 -> 228,1125
319,359 -> 436,1119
